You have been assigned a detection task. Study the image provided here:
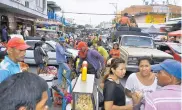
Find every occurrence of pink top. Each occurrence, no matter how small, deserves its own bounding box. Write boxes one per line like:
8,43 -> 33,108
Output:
144,85 -> 181,110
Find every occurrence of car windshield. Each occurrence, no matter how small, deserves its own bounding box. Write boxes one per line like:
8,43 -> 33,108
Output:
169,43 -> 181,54
121,36 -> 154,48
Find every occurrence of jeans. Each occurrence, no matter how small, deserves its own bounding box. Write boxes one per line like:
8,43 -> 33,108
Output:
58,63 -> 71,85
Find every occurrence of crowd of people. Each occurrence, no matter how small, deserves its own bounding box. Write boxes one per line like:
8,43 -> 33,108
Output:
0,28 -> 181,110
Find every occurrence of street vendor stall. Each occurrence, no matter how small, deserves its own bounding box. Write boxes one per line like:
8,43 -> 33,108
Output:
72,74 -> 99,110
35,19 -> 62,38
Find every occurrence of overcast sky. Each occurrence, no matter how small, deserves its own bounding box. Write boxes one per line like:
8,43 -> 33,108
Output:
52,0 -> 181,26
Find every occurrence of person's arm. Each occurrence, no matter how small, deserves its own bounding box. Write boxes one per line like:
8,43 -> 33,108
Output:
57,44 -> 72,56
105,101 -> 133,110
127,18 -> 131,26
91,50 -> 105,68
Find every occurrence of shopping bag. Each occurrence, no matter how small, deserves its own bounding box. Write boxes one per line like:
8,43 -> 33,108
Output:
46,66 -> 58,76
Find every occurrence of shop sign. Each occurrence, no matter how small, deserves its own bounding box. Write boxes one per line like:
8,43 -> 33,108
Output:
145,14 -> 166,24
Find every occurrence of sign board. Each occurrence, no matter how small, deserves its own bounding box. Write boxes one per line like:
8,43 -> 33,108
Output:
145,14 -> 166,24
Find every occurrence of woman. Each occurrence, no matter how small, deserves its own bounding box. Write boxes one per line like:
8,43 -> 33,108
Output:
103,58 -> 133,110
34,42 -> 48,74
125,57 -> 157,105
109,43 -> 120,58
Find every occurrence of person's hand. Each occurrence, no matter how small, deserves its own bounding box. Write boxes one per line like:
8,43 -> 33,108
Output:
131,91 -> 143,105
125,104 -> 133,110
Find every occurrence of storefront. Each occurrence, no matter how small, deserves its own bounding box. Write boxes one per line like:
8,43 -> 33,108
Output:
35,19 -> 62,38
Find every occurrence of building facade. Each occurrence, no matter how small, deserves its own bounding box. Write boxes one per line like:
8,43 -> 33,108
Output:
116,4 -> 181,24
0,0 -> 47,36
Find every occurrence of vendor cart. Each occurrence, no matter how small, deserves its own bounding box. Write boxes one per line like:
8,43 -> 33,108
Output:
72,74 -> 99,110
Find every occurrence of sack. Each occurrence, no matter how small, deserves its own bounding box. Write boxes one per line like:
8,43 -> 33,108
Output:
46,66 -> 58,76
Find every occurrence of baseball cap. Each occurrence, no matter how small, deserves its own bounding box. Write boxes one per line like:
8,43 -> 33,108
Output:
151,59 -> 182,79
77,41 -> 87,50
59,37 -> 65,42
7,37 -> 30,50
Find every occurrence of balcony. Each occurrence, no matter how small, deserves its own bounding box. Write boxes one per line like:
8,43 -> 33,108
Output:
48,12 -> 57,19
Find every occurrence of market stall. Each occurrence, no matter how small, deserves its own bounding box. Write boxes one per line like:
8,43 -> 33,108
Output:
35,19 -> 62,38
72,74 -> 99,110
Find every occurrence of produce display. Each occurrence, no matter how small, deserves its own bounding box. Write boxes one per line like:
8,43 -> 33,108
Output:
75,94 -> 93,110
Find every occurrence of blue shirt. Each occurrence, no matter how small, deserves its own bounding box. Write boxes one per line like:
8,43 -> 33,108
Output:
0,56 -> 22,83
56,43 -> 72,63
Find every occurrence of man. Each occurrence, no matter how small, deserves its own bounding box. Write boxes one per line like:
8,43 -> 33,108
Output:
0,72 -> 48,110
119,13 -> 131,26
76,41 -> 105,79
144,59 -> 181,110
0,37 -> 30,83
93,42 -> 109,64
56,37 -> 72,86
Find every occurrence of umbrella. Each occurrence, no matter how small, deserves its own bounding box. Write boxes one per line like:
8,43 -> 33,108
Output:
168,30 -> 182,37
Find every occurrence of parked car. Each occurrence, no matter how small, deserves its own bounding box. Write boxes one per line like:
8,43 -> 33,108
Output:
108,30 -> 173,73
24,40 -> 78,65
155,42 -> 181,62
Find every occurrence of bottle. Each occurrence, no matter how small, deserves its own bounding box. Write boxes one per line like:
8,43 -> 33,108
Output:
82,61 -> 88,67
81,66 -> 87,81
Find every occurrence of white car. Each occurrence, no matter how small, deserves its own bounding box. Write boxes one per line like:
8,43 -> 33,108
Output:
24,40 -> 78,65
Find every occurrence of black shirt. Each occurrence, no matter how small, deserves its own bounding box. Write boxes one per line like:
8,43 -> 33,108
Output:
103,79 -> 126,106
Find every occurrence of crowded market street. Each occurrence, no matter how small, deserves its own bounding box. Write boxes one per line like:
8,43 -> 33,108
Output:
0,0 -> 181,110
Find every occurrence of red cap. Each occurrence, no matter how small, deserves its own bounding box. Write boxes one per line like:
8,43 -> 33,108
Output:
77,41 -> 87,50
7,37 -> 30,50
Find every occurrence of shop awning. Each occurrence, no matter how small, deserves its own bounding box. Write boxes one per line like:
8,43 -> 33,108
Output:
168,30 -> 182,37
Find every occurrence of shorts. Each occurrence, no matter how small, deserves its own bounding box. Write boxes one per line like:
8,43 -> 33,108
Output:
38,63 -> 45,69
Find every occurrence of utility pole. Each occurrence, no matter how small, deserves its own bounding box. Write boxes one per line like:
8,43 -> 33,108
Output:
109,3 -> 118,15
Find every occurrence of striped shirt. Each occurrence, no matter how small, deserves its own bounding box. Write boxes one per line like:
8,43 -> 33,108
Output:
144,85 -> 181,110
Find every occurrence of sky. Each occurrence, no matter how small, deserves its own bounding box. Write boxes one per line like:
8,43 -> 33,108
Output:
52,0 -> 181,26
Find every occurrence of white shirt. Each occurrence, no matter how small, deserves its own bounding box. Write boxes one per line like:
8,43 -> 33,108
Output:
125,73 -> 158,97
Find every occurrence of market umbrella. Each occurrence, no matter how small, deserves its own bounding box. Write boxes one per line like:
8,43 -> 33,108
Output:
168,30 -> 182,37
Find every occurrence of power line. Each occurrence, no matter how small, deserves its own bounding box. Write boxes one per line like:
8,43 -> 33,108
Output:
62,11 -> 120,15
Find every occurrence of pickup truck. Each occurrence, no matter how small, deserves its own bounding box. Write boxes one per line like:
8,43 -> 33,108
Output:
108,30 -> 173,73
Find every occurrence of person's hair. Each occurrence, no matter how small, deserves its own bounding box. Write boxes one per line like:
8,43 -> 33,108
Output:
0,72 -> 48,110
41,37 -> 46,42
34,41 -> 43,50
124,13 -> 128,16
113,43 -> 119,50
97,42 -> 102,46
103,58 -> 125,82
138,57 -> 153,66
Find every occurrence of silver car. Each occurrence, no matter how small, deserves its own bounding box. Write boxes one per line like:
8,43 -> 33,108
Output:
24,40 -> 78,65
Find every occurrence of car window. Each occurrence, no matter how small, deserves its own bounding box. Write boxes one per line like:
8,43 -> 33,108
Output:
121,36 -> 154,48
42,43 -> 54,51
26,41 -> 36,50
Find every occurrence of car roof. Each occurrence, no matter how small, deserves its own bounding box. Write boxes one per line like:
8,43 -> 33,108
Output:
26,36 -> 51,41
114,31 -> 150,37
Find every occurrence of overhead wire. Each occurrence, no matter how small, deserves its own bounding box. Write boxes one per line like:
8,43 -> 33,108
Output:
62,12 -> 121,15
